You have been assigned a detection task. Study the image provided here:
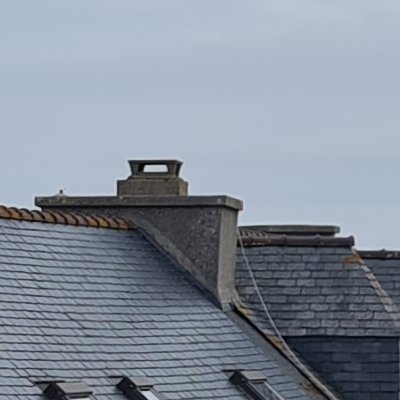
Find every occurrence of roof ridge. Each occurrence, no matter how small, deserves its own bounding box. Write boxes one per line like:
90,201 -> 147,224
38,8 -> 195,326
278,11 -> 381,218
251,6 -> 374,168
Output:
0,205 -> 136,230
238,228 -> 354,247
358,250 -> 400,260
240,224 -> 340,236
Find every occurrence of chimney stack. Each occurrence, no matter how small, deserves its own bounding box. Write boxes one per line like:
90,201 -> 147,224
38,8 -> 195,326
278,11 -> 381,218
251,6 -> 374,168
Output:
35,159 -> 242,308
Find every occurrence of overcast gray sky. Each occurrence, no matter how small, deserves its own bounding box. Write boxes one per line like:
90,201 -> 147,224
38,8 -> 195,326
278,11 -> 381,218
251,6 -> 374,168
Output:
1,0 -> 399,248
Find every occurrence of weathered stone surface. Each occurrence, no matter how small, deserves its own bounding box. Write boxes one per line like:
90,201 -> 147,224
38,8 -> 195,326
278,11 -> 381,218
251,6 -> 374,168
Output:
117,177 -> 188,196
36,195 -> 243,307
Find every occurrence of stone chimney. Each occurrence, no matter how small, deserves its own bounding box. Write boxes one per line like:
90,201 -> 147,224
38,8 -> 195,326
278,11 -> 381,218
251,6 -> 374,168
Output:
35,159 -> 242,308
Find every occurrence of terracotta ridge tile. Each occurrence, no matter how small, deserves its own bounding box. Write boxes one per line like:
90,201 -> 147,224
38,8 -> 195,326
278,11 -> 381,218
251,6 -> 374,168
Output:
0,205 -> 136,230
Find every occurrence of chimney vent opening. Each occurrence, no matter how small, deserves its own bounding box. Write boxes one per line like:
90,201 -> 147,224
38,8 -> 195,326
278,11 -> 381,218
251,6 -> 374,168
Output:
128,160 -> 183,178
142,164 -> 168,173
117,159 -> 188,196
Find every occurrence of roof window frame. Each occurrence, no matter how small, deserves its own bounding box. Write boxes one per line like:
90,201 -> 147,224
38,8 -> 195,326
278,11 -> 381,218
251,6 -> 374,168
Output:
229,370 -> 286,400
41,381 -> 94,400
115,376 -> 167,400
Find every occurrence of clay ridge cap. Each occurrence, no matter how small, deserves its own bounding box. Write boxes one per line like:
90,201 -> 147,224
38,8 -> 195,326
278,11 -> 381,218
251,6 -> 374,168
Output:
0,205 -> 136,230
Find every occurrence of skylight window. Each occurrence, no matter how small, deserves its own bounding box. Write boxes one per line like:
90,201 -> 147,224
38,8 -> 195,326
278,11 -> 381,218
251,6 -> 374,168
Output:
229,371 -> 286,400
141,390 -> 161,400
42,381 -> 94,400
115,376 -> 165,400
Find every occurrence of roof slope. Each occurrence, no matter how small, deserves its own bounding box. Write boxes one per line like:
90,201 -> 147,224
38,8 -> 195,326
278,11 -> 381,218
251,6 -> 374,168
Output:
236,230 -> 400,336
359,251 -> 400,310
0,218 -> 327,400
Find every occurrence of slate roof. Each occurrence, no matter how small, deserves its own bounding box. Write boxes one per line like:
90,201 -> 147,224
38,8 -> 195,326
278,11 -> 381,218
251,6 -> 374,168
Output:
236,228 -> 400,337
0,216 -> 331,400
359,250 -> 400,311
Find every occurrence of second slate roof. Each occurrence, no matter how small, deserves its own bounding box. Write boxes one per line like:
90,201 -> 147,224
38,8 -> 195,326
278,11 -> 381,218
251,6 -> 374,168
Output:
0,217 -> 327,400
359,251 -> 400,311
236,230 -> 400,337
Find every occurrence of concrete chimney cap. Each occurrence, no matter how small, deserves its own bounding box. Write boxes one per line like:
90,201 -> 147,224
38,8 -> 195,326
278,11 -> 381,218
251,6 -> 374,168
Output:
128,159 -> 183,179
